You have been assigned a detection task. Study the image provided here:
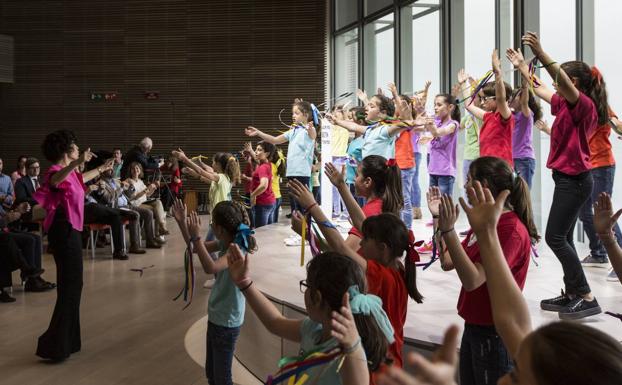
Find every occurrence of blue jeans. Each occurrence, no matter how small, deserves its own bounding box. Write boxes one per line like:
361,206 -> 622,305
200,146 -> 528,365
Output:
271,197 -> 282,224
253,204 -> 275,228
459,324 -> 513,385
430,174 -> 455,196
579,165 -> 622,258
411,152 -> 422,208
400,167 -> 415,229
514,158 -> 536,189
206,321 -> 240,385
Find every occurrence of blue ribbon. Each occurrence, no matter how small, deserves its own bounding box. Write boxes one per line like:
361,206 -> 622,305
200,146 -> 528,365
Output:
347,285 -> 395,344
234,223 -> 254,253
311,103 -> 320,126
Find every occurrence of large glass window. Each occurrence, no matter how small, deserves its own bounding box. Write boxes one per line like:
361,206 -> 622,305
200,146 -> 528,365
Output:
335,0 -> 358,30
464,0 -> 496,79
400,0 -> 441,110
364,0 -> 393,17
595,0 -> 622,209
363,13 -> 394,96
334,28 -> 359,107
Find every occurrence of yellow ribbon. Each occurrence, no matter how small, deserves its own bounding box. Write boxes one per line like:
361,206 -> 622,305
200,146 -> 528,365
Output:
300,216 -> 307,267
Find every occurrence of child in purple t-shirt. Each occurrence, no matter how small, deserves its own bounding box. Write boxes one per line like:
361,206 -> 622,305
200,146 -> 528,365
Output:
510,82 -> 543,189
424,94 -> 461,196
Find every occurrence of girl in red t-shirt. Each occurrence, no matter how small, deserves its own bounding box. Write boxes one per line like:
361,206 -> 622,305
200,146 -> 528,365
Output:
250,142 -> 276,228
342,155 -> 403,251
508,32 -> 609,320
289,179 -> 423,370
458,50 -> 515,166
431,156 -> 538,385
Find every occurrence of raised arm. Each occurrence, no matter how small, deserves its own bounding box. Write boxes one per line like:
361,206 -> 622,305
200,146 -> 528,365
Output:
459,183 -> 532,358
50,148 -> 94,187
245,126 -> 288,145
492,49 -> 512,120
82,159 -> 114,184
324,163 -> 366,231
227,244 -> 302,342
522,32 -> 578,104
172,148 -> 220,183
518,82 -> 531,118
187,212 -> 229,274
439,194 -> 486,291
458,69 -> 486,121
289,179 -> 368,272
506,47 -> 554,104
328,115 -> 368,135
593,193 -> 622,285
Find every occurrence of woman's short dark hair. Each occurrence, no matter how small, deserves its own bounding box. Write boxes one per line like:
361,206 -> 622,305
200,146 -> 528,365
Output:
41,130 -> 77,163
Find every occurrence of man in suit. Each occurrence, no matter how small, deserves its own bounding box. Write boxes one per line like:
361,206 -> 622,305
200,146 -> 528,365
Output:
15,157 -> 41,206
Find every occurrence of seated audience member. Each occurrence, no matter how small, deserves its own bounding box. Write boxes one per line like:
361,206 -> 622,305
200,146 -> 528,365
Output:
11,155 -> 28,185
158,155 -> 182,212
0,205 -> 54,296
82,161 -> 134,260
125,162 -> 169,239
0,158 -> 15,214
95,168 -> 158,252
120,137 -> 163,179
112,148 -> 124,179
15,157 -> 41,207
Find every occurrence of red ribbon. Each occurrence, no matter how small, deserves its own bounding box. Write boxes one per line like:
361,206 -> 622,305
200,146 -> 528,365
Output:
407,230 -> 421,263
386,158 -> 397,167
591,66 -> 603,85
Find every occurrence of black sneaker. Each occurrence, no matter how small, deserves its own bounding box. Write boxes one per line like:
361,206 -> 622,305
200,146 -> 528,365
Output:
0,290 -> 16,303
581,254 -> 609,267
558,297 -> 602,320
540,290 -> 572,312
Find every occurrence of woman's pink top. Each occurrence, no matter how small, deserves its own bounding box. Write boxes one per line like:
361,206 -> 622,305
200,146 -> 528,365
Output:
34,164 -> 86,232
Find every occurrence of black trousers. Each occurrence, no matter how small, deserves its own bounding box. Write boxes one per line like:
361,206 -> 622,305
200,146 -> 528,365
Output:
37,212 -> 83,360
0,232 -> 33,287
84,203 -> 124,252
545,170 -> 593,296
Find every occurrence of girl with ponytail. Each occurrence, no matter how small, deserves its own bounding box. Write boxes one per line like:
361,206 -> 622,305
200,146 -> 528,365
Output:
343,155 -> 403,250
172,198 -> 256,385
431,156 -> 535,385
507,32 -> 606,320
289,178 -> 423,371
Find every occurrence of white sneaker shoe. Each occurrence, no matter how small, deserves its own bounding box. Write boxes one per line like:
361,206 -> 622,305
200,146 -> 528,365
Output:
285,235 -> 302,246
607,268 -> 620,282
203,278 -> 216,288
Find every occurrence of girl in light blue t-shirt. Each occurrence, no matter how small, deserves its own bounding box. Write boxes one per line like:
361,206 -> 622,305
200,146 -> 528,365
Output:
244,100 -> 319,213
330,92 -> 414,160
227,248 -> 395,385
173,199 -> 256,385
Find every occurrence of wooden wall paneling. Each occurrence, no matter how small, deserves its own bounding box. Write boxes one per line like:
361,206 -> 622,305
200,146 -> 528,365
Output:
0,0 -> 326,204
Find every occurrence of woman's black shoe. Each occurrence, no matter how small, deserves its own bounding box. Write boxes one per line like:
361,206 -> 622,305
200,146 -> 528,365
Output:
0,290 -> 16,303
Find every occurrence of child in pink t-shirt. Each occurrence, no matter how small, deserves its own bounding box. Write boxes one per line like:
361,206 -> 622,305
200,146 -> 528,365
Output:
458,50 -> 515,166
507,32 -> 609,320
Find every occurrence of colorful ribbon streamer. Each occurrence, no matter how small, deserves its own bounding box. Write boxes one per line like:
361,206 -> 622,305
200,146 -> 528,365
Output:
173,241 -> 196,310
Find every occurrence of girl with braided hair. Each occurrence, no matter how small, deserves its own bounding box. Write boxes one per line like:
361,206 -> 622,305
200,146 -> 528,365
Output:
172,198 -> 256,385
